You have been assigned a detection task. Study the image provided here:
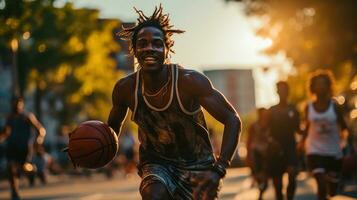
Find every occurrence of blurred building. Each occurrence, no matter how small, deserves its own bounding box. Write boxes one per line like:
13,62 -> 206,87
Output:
204,69 -> 256,115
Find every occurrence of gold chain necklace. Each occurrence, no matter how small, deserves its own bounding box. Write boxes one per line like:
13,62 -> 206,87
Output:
142,68 -> 171,97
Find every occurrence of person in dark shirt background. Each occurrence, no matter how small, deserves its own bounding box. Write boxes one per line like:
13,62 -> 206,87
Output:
267,81 -> 300,200
0,97 -> 46,200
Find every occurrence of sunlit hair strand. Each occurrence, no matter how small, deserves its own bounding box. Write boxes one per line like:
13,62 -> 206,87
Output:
117,4 -> 184,57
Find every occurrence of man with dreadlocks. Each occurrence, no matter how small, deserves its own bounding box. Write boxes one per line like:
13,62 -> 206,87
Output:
108,5 -> 241,200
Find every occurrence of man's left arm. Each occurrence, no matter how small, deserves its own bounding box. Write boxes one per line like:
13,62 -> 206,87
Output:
200,89 -> 241,168
192,72 -> 242,168
187,71 -> 241,199
28,113 -> 46,144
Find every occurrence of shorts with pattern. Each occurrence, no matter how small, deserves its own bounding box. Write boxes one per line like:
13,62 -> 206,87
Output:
138,163 -> 213,200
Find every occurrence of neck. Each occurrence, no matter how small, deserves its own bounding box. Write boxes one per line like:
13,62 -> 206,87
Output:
142,65 -> 168,91
315,95 -> 330,104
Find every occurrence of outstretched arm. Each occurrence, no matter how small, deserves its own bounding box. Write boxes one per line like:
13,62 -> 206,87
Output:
107,79 -> 130,136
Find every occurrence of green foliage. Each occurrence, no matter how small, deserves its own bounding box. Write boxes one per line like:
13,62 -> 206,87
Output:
1,0 -> 124,124
65,21 -> 124,123
228,0 -> 357,99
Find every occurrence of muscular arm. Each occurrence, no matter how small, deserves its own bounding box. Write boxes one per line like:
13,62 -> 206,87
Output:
185,71 -> 241,199
201,88 -> 241,166
107,78 -> 130,136
186,71 -> 242,166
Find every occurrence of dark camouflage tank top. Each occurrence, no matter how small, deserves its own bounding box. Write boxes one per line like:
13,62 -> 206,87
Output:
132,64 -> 215,170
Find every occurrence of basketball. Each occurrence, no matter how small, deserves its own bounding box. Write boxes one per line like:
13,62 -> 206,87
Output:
68,120 -> 118,169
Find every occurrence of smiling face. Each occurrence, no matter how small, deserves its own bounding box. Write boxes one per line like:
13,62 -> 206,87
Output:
134,26 -> 167,71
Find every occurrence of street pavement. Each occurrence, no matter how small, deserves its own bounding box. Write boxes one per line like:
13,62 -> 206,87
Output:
0,167 -> 356,200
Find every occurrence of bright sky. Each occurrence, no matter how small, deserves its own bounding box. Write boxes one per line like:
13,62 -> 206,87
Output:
71,0 -> 285,107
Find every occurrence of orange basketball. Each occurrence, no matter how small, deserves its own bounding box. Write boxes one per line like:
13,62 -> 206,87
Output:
68,120 -> 118,169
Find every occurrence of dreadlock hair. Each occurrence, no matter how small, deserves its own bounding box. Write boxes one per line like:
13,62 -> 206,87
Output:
308,69 -> 335,95
117,4 -> 184,57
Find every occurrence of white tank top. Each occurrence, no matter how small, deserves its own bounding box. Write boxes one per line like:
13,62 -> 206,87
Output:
305,101 -> 342,158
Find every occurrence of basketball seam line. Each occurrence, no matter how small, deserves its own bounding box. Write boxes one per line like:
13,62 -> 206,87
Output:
70,122 -> 118,168
69,137 -> 102,141
72,143 -> 117,159
85,123 -> 112,163
100,124 -> 114,163
70,138 -> 104,157
85,123 -> 111,145
104,125 -> 119,162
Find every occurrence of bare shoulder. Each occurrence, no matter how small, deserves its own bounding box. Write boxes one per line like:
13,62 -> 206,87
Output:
114,72 -> 136,91
112,72 -> 137,106
178,68 -> 208,82
178,67 -> 213,96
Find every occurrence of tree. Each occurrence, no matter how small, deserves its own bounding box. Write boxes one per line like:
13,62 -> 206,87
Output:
227,0 -> 357,101
1,0 -> 124,124
62,20 -> 124,123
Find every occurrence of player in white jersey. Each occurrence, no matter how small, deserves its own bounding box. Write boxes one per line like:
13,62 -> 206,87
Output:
304,70 -> 349,200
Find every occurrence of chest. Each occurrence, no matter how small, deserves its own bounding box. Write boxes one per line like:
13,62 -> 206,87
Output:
131,71 -> 199,113
309,111 -> 336,124
308,104 -> 336,123
271,107 -> 296,122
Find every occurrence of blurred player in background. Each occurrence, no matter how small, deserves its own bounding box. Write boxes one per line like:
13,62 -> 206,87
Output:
247,108 -> 270,200
0,97 -> 46,200
304,70 -> 349,200
267,81 -> 301,200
